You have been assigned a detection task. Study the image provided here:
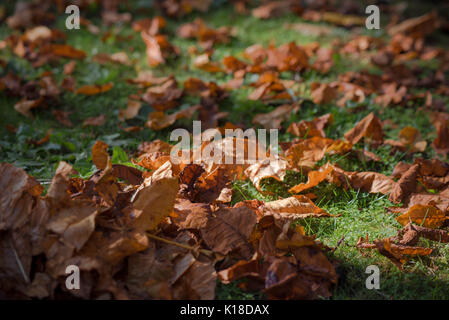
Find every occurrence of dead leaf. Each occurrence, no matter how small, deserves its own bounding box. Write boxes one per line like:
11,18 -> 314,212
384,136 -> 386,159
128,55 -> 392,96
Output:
344,112 -> 383,146
396,204 -> 448,228
262,195 -> 330,220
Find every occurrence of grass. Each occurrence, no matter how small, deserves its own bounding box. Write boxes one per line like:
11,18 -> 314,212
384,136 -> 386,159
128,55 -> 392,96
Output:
1,1 -> 449,299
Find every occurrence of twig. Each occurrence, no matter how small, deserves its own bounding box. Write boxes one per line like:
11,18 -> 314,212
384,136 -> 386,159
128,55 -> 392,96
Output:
146,233 -> 214,257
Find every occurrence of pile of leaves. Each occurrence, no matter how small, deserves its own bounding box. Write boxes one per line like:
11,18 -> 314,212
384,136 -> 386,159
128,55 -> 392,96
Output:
0,139 -> 338,299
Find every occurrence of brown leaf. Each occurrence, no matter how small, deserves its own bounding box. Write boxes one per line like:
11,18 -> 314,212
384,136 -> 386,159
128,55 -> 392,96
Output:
388,12 -> 439,38
0,164 -> 47,294
384,126 -> 427,153
172,198 -> 211,230
194,53 -> 223,73
310,82 -> 338,104
46,202 -> 98,250
252,1 -> 292,19
262,195 -> 330,220
389,163 -> 419,204
131,177 -> 179,231
93,52 -> 131,66
111,164 -> 143,185
396,204 -> 448,228
289,164 -> 333,194
44,44 -> 86,59
344,112 -> 383,146
252,104 -> 299,130
245,158 -> 288,192
285,136 -> 336,169
92,141 -> 110,170
142,32 -> 179,67
430,112 -> 449,155
76,83 -> 113,96
83,114 -> 106,127
14,98 -> 44,118
141,78 -> 183,111
118,100 -> 142,121
145,105 -> 199,131
201,206 -> 257,259
63,60 -> 76,75
172,259 -> 216,300
287,113 -> 333,138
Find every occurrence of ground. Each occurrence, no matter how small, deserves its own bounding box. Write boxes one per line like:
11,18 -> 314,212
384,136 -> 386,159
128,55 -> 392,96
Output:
1,1 -> 449,299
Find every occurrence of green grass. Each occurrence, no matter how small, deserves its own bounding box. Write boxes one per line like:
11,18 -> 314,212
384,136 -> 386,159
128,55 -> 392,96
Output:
1,1 -> 449,299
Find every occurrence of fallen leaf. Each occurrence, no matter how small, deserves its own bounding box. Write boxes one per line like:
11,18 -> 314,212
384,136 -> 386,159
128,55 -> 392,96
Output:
262,195 -> 330,220
396,204 -> 448,228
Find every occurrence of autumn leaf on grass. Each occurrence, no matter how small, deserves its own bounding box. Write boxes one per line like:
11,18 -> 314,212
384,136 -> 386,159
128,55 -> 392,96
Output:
42,44 -> 86,59
222,56 -> 247,73
396,223 -> 449,245
396,204 -> 448,228
118,99 -> 142,121
141,77 -> 183,111
289,163 -> 394,195
83,114 -> 106,127
92,140 -> 110,170
252,1 -> 292,19
14,98 -> 44,118
138,139 -> 173,155
389,163 -> 419,204
245,158 -> 288,192
160,0 -> 212,18
357,236 -> 432,270
284,23 -> 333,37
388,12 -> 439,38
374,83 -> 407,108
289,164 -> 333,194
303,10 -> 365,27
347,171 -> 395,195
177,18 -> 233,50
142,31 -> 179,67
384,126 -> 427,153
76,83 -> 113,95
132,16 -> 166,34
127,70 -> 171,87
262,195 -> 331,220
52,110 -> 73,127
184,78 -> 228,101
130,177 -> 179,231
27,129 -> 52,147
430,112 -> 449,155
194,53 -> 223,73
145,105 -> 199,130
285,136 -> 336,169
287,113 -> 333,138
344,112 -> 383,147
310,82 -> 338,104
92,52 -> 131,66
252,104 -> 299,130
